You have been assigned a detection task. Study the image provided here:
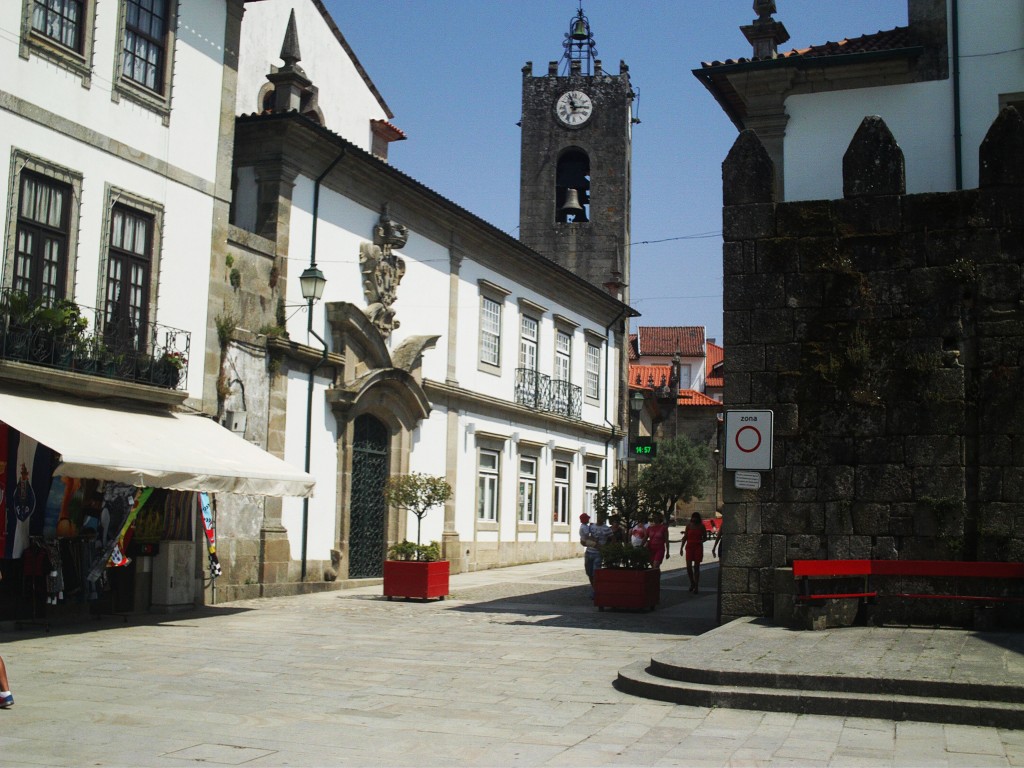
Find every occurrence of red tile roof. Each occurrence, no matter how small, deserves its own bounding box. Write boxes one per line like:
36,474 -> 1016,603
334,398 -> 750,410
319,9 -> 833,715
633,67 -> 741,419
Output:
629,364 -> 672,390
781,27 -> 912,61
628,366 -> 722,407
706,341 -> 723,368
370,119 -> 407,141
628,333 -> 639,361
706,341 -> 724,388
699,26 -> 911,69
636,326 -> 705,358
677,390 -> 721,407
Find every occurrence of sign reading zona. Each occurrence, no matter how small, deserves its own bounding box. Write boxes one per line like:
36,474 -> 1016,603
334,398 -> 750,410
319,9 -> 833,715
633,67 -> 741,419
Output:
724,410 -> 774,471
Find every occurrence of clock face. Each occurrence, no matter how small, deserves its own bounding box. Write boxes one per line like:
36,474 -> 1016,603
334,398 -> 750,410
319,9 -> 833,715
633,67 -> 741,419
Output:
555,90 -> 593,127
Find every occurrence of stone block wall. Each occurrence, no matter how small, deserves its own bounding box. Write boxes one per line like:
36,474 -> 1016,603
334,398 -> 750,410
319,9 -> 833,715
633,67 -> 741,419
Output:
720,108 -> 1024,626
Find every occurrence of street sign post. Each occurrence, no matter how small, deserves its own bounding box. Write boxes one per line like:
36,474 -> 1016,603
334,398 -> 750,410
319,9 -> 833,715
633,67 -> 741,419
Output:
723,410 -> 774,471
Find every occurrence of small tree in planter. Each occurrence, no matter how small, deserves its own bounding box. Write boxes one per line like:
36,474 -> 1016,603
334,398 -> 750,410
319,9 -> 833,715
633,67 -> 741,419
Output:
592,547 -> 660,611
386,540 -> 441,562
592,482 -> 661,611
382,472 -> 452,555
593,480 -> 659,535
382,473 -> 452,600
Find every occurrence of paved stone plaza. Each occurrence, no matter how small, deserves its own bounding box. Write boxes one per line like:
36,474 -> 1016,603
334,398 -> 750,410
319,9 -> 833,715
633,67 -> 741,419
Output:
1,547 -> 1022,766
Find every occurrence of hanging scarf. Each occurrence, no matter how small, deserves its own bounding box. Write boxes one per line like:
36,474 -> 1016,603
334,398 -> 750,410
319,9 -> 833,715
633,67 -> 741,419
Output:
199,492 -> 220,578
86,486 -> 152,582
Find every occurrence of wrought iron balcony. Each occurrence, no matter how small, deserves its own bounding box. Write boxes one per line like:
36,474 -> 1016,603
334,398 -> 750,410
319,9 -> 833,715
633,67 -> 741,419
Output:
0,289 -> 190,390
515,368 -> 582,420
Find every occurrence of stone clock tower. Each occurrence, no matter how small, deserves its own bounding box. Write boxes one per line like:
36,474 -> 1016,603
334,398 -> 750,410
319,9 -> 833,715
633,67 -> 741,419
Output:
519,7 -> 634,302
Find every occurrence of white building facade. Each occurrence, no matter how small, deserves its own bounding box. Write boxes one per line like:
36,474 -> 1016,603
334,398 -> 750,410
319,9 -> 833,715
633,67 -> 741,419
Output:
0,0 -> 239,395
0,1 -> 318,620
210,0 -> 633,596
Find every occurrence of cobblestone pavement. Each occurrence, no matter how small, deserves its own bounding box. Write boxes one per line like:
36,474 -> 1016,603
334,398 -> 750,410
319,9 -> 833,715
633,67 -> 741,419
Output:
1,544 -> 1023,767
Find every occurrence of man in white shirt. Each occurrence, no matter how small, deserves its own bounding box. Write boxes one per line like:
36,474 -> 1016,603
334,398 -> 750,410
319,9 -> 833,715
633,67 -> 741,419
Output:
579,512 -> 613,594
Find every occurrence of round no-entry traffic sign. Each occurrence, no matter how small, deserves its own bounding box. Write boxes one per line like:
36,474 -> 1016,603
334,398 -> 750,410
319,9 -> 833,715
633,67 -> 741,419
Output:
724,410 -> 773,470
735,425 -> 762,453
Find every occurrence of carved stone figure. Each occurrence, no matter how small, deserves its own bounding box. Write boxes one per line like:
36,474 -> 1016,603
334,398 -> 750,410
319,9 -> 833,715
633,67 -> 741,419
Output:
359,204 -> 408,338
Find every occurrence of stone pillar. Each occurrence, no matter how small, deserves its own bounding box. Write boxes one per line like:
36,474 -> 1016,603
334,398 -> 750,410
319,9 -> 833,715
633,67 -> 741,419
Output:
843,116 -> 905,198
260,350 -> 292,588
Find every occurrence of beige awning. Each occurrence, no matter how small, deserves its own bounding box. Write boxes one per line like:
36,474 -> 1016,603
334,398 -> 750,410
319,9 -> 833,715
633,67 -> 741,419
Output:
0,391 -> 314,498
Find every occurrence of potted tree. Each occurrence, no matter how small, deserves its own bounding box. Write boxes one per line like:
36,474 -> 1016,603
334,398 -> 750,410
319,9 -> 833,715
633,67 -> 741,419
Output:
593,540 -> 659,611
592,483 -> 661,611
381,472 -> 453,600
591,437 -> 709,611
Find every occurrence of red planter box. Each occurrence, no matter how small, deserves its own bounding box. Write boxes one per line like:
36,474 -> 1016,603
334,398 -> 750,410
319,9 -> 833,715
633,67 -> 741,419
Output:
383,560 -> 450,601
594,568 -> 660,611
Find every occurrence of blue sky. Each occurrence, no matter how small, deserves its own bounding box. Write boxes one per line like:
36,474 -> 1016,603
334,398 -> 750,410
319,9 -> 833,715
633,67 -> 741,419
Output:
323,1 -> 909,344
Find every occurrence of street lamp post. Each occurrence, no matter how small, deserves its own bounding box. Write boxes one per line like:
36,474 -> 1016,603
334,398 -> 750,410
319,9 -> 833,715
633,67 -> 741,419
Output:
300,265 -> 327,582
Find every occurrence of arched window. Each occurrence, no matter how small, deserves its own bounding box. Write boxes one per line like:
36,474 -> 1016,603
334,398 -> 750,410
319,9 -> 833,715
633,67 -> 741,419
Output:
555,149 -> 590,223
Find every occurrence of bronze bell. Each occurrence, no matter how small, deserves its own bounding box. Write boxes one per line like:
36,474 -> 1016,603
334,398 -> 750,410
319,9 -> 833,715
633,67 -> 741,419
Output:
560,188 -> 584,216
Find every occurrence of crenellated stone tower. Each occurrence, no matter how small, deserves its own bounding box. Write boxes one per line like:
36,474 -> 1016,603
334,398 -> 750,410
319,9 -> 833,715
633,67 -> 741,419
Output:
518,7 -> 634,303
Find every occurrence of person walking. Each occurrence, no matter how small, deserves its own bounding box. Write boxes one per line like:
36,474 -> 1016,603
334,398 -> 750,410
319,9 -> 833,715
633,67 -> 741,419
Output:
0,654 -> 12,709
579,512 -> 612,596
645,512 -> 670,569
682,512 -> 705,593
711,510 -> 723,558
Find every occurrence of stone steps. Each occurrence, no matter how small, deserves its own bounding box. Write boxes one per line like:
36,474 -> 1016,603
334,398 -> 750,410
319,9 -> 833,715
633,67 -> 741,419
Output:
615,659 -> 1024,728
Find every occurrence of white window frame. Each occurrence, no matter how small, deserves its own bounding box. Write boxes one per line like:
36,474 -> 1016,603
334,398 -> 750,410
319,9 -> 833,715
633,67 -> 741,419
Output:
554,330 -> 571,382
584,465 -> 601,518
479,295 -> 501,368
679,363 -> 692,388
553,461 -> 570,525
519,315 -> 538,371
585,342 -> 601,400
477,448 -> 500,522
517,455 -> 537,523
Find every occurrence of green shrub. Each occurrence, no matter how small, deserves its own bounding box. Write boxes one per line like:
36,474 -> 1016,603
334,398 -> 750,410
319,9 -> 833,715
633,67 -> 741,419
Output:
599,542 -> 652,570
387,539 -> 442,562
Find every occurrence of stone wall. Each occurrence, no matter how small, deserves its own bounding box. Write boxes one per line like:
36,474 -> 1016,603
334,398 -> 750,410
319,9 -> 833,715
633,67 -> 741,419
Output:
720,108 -> 1024,626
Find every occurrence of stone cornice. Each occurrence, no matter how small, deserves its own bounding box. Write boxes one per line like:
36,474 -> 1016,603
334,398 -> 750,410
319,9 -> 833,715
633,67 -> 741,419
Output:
267,335 -> 344,369
692,48 -> 924,132
0,362 -> 187,409
0,89 -> 218,199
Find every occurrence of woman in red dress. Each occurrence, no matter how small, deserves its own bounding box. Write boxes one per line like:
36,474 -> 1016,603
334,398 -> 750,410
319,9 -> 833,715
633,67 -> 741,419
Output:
645,512 -> 669,569
681,512 -> 705,593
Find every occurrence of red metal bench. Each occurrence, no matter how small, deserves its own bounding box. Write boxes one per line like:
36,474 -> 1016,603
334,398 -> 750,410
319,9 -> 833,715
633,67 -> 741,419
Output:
793,559 -> 1024,603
